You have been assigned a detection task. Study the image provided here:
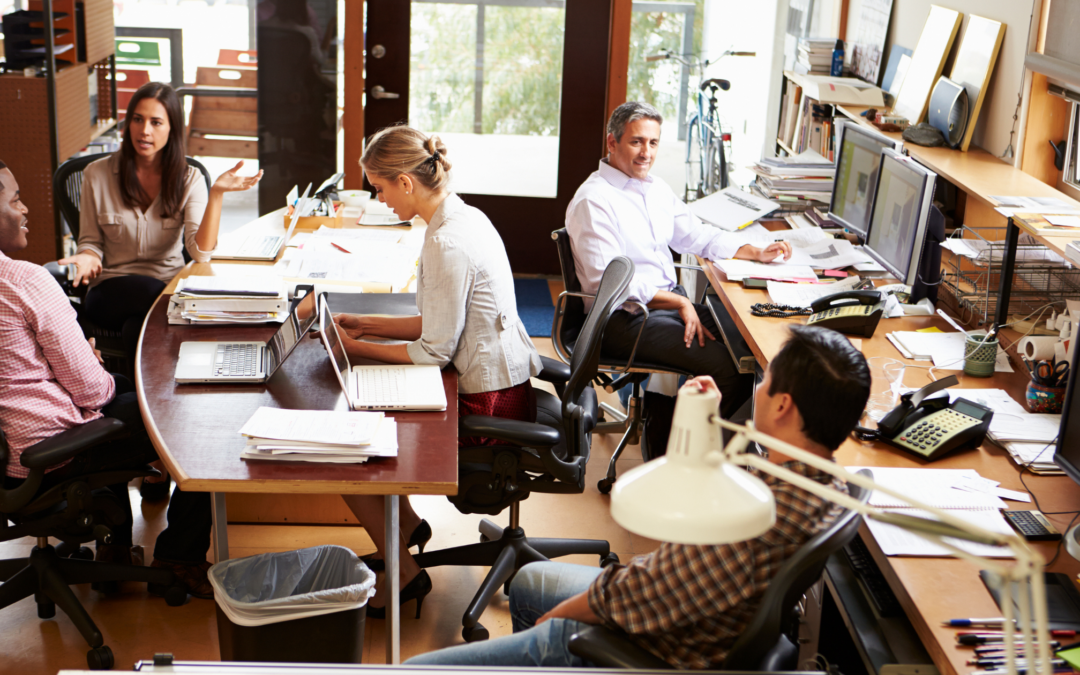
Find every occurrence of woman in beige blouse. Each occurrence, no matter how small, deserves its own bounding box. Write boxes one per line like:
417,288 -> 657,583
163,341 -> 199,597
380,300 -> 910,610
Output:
329,126 -> 542,619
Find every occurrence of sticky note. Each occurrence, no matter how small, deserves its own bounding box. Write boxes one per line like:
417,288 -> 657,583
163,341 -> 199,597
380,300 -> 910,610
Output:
916,327 -> 944,333
1057,646 -> 1080,669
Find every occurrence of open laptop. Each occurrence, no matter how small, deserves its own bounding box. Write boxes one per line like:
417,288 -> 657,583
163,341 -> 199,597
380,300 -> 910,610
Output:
213,184 -> 314,261
174,290 -> 318,383
318,297 -> 447,411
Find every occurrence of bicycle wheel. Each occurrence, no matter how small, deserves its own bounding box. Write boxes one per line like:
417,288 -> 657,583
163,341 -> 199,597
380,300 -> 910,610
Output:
702,134 -> 726,195
685,113 -> 703,201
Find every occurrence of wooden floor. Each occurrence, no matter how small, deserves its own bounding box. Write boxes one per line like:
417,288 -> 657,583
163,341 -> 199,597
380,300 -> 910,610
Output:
0,326 -> 661,671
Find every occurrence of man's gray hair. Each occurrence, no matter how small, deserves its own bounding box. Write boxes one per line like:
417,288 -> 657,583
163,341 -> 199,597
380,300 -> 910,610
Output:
607,102 -> 663,142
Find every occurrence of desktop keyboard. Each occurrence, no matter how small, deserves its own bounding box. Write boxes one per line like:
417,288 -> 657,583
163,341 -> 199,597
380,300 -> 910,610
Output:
844,536 -> 903,617
239,235 -> 282,258
357,368 -> 405,402
215,344 -> 260,377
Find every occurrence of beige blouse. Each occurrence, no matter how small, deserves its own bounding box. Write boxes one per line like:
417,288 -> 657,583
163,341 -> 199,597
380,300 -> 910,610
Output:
76,153 -> 213,286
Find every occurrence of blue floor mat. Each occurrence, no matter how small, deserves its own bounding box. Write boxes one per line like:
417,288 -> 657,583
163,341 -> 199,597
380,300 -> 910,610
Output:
514,278 -> 554,338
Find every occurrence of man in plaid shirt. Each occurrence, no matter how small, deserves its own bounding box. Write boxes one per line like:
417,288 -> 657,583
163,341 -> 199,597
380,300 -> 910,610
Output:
0,161 -> 214,599
409,325 -> 871,668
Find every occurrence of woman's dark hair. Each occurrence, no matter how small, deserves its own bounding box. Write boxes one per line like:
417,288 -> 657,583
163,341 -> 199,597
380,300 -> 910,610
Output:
119,82 -> 186,217
768,325 -> 872,451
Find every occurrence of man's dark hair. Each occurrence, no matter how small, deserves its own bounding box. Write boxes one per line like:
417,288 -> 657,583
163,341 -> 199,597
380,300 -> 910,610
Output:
607,101 -> 663,142
768,325 -> 871,451
0,159 -> 7,192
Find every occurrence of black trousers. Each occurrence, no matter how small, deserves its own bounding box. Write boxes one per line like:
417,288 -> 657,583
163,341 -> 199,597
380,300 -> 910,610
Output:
84,274 -> 167,364
4,375 -> 211,564
601,286 -> 752,420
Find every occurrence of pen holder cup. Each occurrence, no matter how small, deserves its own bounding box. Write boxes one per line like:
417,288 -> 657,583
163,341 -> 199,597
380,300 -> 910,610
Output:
963,335 -> 998,378
1026,380 -> 1067,413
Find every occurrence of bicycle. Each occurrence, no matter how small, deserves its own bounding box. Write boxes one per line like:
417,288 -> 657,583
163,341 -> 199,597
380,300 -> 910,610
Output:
645,49 -> 755,201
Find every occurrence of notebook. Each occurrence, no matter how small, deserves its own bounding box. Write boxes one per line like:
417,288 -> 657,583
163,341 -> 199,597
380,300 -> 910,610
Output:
174,290 -> 317,383
318,296 -> 447,411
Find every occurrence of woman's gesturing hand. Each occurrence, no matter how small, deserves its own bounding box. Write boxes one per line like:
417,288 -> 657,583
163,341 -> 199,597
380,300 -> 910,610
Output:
212,160 -> 264,195
56,252 -> 103,288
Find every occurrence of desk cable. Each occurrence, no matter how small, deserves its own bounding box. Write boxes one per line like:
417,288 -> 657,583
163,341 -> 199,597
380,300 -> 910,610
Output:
750,303 -> 811,318
1015,435 -> 1080,567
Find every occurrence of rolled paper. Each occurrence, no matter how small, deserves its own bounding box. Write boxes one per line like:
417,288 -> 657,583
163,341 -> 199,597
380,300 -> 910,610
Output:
1019,336 -> 1059,361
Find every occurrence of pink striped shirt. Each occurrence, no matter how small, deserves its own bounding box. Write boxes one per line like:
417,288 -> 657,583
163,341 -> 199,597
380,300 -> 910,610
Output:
0,252 -> 114,478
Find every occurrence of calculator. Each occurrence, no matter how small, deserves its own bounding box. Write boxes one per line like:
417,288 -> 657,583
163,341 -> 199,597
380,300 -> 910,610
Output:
1002,510 -> 1062,541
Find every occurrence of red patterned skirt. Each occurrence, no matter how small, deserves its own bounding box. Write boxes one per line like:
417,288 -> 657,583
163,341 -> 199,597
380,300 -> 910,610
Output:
459,380 -> 537,447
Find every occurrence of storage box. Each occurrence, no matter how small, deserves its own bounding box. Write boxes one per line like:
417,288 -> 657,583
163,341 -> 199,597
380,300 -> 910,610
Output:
285,202 -> 345,231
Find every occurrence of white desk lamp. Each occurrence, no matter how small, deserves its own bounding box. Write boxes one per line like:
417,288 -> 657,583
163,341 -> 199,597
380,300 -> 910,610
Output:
610,387 -> 1053,675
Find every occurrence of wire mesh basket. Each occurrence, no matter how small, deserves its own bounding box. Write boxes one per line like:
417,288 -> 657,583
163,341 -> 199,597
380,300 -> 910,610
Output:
940,226 -> 1080,326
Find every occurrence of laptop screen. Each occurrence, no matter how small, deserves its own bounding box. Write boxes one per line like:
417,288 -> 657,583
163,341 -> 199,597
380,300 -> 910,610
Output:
264,291 -> 319,376
319,297 -> 353,394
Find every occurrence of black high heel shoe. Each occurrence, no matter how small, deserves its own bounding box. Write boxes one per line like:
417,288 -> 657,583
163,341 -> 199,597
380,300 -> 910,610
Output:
360,520 -> 432,572
366,570 -> 432,619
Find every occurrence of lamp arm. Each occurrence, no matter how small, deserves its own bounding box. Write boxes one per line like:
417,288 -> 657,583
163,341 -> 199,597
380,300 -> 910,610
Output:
716,418 -> 1052,675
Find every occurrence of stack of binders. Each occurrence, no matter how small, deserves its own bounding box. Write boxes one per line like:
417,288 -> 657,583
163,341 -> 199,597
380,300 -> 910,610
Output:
168,275 -> 289,325
238,407 -> 399,464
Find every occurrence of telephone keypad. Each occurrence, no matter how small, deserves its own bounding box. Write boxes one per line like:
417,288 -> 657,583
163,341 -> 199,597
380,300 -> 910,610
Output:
895,408 -> 982,457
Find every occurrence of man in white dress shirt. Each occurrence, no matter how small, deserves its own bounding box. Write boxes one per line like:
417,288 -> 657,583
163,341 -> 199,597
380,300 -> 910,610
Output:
566,102 -> 791,419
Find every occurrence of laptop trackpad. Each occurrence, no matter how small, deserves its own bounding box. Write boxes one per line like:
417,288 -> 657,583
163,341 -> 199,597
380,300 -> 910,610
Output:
186,352 -> 213,366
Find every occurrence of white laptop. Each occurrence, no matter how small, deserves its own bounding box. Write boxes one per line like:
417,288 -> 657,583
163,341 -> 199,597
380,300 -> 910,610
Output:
213,184 -> 314,261
174,290 -> 318,383
318,297 -> 447,411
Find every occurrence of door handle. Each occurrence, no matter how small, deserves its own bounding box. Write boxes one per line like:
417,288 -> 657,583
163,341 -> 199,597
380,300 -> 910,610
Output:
371,86 -> 400,100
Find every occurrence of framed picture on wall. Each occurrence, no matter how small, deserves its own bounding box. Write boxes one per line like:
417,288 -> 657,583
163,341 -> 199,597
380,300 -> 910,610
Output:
849,0 -> 894,85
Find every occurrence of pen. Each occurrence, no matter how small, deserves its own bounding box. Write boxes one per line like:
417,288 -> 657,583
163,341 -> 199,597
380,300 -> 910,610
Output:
960,630 -> 1078,638
960,635 -> 1061,647
331,242 -> 351,254
946,618 -> 1012,627
968,658 -> 1068,667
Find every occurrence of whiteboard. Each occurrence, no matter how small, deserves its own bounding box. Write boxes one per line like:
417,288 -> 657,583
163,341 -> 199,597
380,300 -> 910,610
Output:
893,5 -> 963,124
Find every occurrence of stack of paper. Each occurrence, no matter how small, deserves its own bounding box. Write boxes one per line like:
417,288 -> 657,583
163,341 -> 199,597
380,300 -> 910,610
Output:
750,150 -> 835,212
169,276 -> 289,325
942,389 -> 1063,474
690,186 -> 779,232
359,200 -> 410,227
713,259 -> 817,282
886,330 -> 1013,373
238,407 -> 397,464
845,467 -> 1017,558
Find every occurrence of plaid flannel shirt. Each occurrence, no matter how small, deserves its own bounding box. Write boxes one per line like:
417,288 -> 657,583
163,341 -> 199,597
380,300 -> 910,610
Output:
588,460 -> 845,669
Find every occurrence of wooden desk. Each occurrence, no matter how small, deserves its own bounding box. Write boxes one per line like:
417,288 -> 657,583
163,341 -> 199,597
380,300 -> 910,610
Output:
701,258 -> 1080,675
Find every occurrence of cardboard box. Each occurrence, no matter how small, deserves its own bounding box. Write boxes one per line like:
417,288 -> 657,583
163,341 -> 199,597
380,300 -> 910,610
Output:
285,202 -> 344,231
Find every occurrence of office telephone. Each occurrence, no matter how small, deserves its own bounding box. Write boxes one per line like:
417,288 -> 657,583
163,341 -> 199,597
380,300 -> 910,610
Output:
869,375 -> 994,461
805,290 -> 885,337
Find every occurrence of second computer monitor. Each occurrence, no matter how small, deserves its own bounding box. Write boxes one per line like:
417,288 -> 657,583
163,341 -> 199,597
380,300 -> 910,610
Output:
828,119 -> 902,238
863,148 -> 938,286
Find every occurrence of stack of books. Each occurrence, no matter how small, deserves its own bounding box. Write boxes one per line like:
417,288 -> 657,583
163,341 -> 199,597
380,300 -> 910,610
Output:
238,407 -> 399,464
749,150 -> 835,214
168,275 -> 289,325
795,38 -> 838,76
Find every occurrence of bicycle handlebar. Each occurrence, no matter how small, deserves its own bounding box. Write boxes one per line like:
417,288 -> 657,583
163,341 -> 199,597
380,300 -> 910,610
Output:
644,53 -> 670,62
729,51 -> 757,57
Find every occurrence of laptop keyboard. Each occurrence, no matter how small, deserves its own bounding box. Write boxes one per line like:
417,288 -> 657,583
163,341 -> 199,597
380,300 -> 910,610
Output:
240,235 -> 282,258
357,368 -> 405,402
216,344 -> 260,377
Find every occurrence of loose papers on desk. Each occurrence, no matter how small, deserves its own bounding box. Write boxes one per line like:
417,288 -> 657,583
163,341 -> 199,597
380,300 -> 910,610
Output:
713,259 -> 817,282
293,232 -> 421,288
782,238 -> 872,269
766,275 -> 862,307
238,407 -> 396,463
845,467 -> 1014,558
886,330 -> 1013,373
690,186 -> 779,231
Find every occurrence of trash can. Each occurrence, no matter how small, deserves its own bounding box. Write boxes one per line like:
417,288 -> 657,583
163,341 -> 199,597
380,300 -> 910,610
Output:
210,545 -> 376,663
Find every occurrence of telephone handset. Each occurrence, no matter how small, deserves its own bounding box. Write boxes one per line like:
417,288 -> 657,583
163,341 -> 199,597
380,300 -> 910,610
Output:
806,290 -> 885,338
871,375 -> 994,461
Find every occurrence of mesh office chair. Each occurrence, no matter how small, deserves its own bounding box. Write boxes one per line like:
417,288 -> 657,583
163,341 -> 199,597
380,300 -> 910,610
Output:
550,228 -> 696,493
0,418 -> 188,670
49,153 -> 212,371
413,257 -> 637,642
566,469 -> 873,670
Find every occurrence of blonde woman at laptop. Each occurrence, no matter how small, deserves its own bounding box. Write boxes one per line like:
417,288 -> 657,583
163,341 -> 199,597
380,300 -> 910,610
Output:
330,125 -> 542,618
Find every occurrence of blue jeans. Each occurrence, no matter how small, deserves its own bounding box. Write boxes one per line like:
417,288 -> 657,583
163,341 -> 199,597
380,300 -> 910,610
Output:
405,562 -> 603,667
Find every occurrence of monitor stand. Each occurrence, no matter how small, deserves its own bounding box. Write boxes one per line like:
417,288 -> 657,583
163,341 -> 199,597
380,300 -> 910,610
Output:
911,204 -> 945,303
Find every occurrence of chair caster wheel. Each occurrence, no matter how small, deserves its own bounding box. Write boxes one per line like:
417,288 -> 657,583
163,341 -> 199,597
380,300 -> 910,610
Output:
479,534 -> 490,543
37,599 -> 55,619
462,623 -> 490,642
87,645 -> 114,670
600,553 -> 620,568
597,478 -> 613,495
164,584 -> 189,607
74,546 -> 95,560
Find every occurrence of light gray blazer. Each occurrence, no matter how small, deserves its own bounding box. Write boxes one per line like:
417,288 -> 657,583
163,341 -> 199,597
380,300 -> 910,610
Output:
406,193 -> 542,394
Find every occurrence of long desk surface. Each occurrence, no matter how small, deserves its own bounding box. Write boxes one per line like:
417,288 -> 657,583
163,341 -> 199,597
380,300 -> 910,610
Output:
701,256 -> 1080,675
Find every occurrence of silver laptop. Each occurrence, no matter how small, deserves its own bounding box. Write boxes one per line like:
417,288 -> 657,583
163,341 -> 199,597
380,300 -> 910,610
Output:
213,184 -> 314,261
174,291 -> 318,383
318,297 -> 447,411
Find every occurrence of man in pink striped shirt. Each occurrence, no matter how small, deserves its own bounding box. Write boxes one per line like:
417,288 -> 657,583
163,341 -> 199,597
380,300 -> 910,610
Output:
0,161 -> 213,599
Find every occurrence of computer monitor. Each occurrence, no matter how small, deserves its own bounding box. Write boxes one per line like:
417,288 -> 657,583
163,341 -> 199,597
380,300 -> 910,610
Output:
828,120 -> 903,238
862,149 -> 938,288
1054,344 -> 1080,558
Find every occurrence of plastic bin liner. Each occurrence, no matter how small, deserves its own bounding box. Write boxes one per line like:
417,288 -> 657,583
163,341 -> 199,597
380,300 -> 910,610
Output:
210,545 -> 376,627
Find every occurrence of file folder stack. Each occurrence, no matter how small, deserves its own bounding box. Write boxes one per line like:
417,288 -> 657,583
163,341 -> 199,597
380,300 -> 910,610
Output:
238,407 -> 399,464
168,276 -> 289,325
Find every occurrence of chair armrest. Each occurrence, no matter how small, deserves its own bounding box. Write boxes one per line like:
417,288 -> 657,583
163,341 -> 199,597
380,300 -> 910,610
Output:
20,418 -> 126,470
537,355 -> 570,384
672,262 -> 703,272
459,415 -> 560,448
568,625 -> 672,669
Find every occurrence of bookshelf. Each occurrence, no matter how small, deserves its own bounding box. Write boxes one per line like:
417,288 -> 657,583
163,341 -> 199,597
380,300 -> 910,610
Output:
0,0 -> 117,264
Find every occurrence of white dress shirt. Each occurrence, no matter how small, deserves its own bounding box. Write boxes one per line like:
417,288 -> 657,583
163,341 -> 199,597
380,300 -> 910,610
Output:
566,159 -> 751,311
407,193 -> 542,394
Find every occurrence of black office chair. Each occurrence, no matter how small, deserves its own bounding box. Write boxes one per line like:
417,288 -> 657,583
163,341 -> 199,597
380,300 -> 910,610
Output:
0,419 -> 188,670
566,469 -> 873,670
49,152 -> 212,371
413,257 -> 637,642
550,228 -> 696,493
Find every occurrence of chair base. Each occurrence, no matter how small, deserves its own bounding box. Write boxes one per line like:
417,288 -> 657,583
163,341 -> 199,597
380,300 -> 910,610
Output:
597,384 -> 646,495
0,542 -> 186,669
413,518 -> 614,642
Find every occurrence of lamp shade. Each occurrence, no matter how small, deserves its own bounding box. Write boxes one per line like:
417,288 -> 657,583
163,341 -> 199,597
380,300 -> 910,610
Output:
610,388 -> 776,544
